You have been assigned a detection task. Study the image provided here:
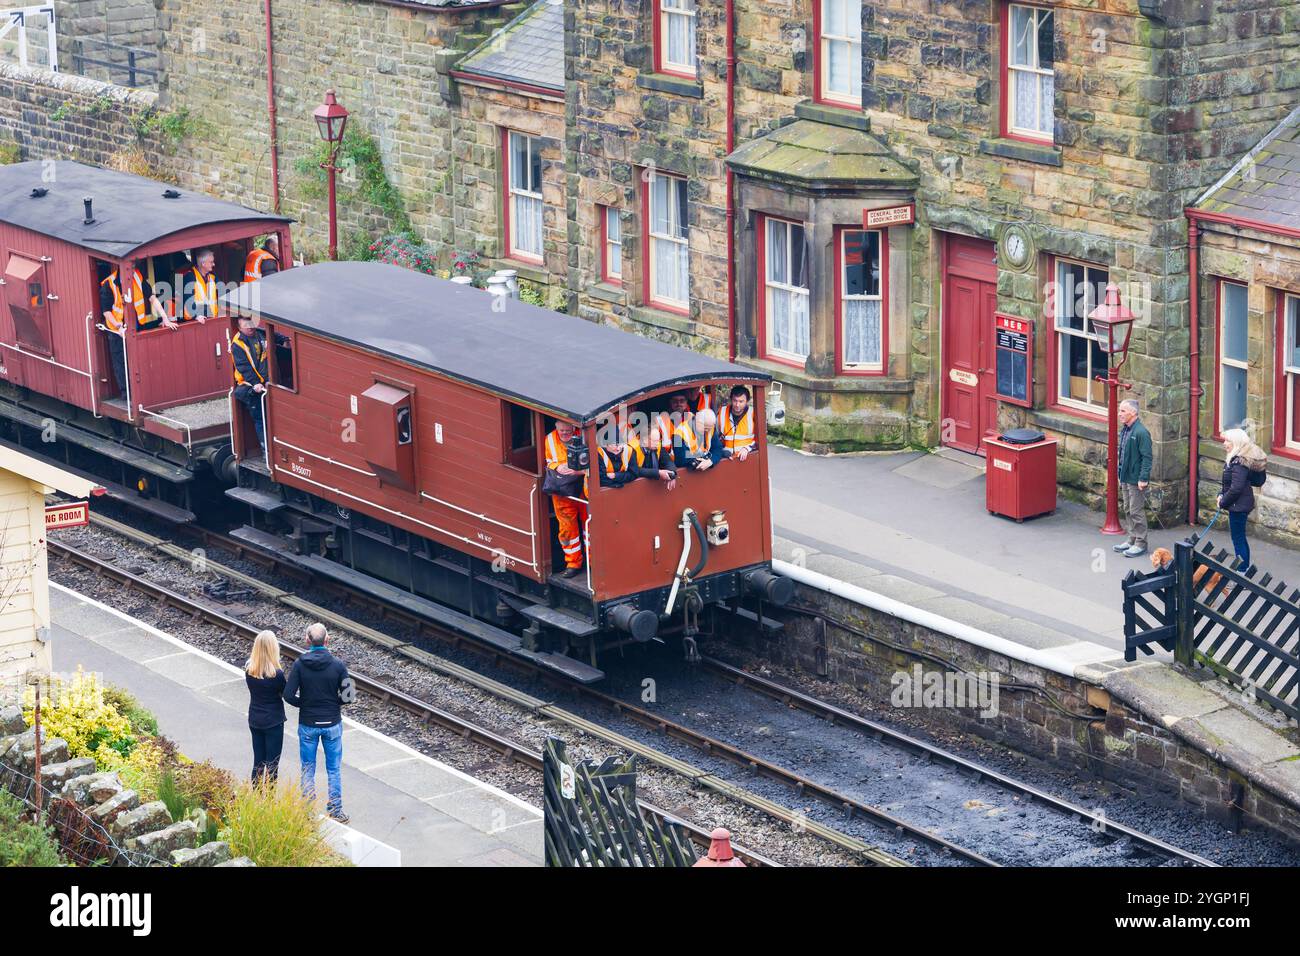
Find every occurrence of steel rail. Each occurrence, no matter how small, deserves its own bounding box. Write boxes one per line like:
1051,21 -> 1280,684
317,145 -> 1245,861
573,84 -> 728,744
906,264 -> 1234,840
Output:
698,655 -> 1217,867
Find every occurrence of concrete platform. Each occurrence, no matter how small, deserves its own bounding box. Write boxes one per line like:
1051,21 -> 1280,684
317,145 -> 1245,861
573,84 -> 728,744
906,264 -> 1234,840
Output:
48,584 -> 542,867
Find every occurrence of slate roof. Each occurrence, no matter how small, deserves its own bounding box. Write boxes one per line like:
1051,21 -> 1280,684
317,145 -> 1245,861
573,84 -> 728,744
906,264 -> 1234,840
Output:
726,119 -> 918,190
0,161 -> 290,259
223,261 -> 768,423
456,0 -> 564,93
1193,105 -> 1300,234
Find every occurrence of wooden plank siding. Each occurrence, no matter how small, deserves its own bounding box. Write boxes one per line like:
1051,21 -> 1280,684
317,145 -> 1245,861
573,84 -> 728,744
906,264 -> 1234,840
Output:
0,472 -> 47,685
267,332 -> 547,580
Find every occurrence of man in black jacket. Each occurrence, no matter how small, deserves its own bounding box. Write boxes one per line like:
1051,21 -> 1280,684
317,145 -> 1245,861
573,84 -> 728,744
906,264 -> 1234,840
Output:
284,623 -> 352,823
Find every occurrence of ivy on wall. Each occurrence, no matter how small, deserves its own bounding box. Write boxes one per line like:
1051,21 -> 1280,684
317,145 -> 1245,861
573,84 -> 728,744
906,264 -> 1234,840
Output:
294,127 -> 412,258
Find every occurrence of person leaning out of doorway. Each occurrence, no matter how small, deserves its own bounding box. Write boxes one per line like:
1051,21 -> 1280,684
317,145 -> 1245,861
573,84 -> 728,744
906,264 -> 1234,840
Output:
1113,398 -> 1153,558
544,420 -> 587,578
231,314 -> 269,450
1218,428 -> 1268,574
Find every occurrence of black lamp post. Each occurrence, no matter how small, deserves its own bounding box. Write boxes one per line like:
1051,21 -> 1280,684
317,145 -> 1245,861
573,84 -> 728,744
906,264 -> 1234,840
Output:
313,89 -> 349,261
1088,282 -> 1138,536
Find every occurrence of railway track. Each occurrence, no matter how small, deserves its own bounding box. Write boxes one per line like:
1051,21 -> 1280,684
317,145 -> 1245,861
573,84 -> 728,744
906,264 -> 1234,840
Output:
54,509 -> 1215,867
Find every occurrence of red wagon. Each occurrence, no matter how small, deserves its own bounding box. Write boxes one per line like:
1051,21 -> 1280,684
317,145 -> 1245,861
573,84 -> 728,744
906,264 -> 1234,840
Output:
0,161 -> 291,517
225,262 -> 791,680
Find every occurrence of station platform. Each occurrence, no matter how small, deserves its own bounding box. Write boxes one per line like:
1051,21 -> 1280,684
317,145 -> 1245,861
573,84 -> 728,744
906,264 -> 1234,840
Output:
48,584 -> 543,867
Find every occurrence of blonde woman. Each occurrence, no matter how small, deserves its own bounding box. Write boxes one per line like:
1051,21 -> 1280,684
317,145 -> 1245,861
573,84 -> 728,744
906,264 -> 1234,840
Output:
245,629 -> 287,782
1217,428 -> 1267,573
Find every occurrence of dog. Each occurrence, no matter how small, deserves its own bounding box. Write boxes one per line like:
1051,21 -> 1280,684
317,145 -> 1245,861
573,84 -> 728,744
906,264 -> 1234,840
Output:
1151,547 -> 1224,599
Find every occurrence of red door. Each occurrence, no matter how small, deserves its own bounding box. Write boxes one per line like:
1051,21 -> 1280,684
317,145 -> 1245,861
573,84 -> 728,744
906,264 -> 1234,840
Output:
941,235 -> 999,454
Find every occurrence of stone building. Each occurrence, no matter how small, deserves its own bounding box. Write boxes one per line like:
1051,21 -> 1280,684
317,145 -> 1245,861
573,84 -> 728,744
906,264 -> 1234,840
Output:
1190,105 -> 1300,547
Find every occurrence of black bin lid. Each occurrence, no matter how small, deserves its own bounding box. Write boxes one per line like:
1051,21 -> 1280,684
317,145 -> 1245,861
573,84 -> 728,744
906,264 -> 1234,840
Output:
999,428 -> 1046,445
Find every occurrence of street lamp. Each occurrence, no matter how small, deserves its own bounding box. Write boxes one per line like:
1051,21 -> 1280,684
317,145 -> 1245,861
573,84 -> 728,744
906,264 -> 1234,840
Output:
313,89 -> 349,261
1088,282 -> 1138,536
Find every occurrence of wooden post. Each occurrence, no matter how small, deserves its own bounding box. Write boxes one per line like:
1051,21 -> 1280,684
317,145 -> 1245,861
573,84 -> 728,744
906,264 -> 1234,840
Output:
1174,539 -> 1195,667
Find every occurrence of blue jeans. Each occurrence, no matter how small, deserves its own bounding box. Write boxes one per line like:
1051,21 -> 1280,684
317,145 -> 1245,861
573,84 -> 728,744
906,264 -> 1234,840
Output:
298,722 -> 343,814
1228,511 -> 1251,570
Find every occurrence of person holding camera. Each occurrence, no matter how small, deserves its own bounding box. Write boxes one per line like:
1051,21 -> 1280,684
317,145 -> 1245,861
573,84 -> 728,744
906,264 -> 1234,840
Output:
673,406 -> 726,472
544,420 -> 588,578
284,623 -> 352,823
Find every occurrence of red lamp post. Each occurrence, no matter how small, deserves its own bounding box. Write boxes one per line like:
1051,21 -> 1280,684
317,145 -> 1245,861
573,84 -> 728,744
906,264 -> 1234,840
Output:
1088,282 -> 1138,535
313,89 -> 349,261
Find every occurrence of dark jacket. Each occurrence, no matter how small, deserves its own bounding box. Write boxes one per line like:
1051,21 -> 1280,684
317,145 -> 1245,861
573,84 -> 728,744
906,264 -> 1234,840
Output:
230,328 -> 268,401
1117,418 -> 1153,485
246,669 -> 287,729
284,647 -> 349,727
1220,458 -> 1257,514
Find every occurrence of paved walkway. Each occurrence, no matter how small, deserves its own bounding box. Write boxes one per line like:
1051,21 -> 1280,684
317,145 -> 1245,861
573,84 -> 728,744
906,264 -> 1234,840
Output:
770,445 -> 1299,656
49,584 -> 542,867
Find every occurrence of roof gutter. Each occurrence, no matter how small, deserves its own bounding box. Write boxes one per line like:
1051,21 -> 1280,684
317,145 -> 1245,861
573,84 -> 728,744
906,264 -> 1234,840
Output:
448,70 -> 563,101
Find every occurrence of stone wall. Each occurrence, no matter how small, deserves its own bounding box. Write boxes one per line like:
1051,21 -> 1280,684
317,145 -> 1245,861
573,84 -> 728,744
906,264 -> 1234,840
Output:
54,0 -> 163,88
0,698 -> 248,866
765,582 -> 1300,845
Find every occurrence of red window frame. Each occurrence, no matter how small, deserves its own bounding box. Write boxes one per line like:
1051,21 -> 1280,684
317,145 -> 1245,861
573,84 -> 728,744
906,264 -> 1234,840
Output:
999,1 -> 1055,146
755,214 -> 810,370
1273,291 -> 1300,462
812,0 -> 863,110
833,226 -> 888,376
1045,255 -> 1108,423
652,0 -> 697,80
599,205 -> 622,286
500,128 -> 544,266
1214,278 -> 1249,440
640,170 -> 689,316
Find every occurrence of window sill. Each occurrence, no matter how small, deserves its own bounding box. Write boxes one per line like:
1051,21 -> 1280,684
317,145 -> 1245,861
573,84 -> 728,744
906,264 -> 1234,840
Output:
489,259 -> 550,284
585,282 -> 625,305
1030,407 -> 1107,444
636,72 -> 703,98
737,356 -> 913,394
1207,442 -> 1300,484
628,304 -> 694,335
979,138 -> 1062,167
794,100 -> 870,132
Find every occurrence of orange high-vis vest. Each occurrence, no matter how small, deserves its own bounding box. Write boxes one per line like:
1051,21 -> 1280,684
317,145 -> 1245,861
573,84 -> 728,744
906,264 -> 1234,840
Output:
101,271 -> 146,332
720,406 -> 755,452
585,441 -> 645,497
695,389 -> 711,412
192,267 -> 218,317
243,249 -> 277,283
230,332 -> 267,386
676,418 -> 715,455
545,429 -> 574,471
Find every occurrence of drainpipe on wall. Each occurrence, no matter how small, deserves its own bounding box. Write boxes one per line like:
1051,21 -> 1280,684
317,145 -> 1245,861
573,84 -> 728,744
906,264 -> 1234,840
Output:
1186,214 -> 1201,525
264,0 -> 281,213
725,0 -> 737,361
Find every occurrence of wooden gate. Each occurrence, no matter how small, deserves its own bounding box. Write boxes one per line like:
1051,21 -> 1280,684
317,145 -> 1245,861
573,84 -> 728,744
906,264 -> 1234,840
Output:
1123,536 -> 1300,721
543,736 -> 699,867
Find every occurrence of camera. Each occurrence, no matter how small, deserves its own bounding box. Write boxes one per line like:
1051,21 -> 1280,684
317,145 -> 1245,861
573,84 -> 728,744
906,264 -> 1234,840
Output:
566,434 -> 589,471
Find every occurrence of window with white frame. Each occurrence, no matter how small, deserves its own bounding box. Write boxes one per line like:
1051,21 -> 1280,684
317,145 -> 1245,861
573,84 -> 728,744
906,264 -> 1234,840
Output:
603,206 -> 622,283
840,229 -> 883,370
647,172 -> 689,309
819,0 -> 862,107
658,0 -> 697,76
1054,259 -> 1109,411
1006,3 -> 1054,142
1282,294 -> 1300,451
506,131 -> 543,261
1219,281 -> 1248,431
764,218 -> 810,363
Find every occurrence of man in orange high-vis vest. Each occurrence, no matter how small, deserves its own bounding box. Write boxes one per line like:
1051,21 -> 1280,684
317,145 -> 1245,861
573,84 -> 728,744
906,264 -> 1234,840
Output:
243,236 -> 281,283
674,406 -> 725,472
231,314 -> 269,449
545,421 -> 587,578
99,267 -> 169,397
184,249 -> 218,322
719,385 -> 757,461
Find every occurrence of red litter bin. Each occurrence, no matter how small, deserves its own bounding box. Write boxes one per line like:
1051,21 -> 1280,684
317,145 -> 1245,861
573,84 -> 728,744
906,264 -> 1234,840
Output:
985,428 -> 1057,522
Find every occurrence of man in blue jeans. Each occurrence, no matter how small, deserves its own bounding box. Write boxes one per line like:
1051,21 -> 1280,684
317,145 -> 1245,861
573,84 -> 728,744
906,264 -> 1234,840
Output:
284,623 -> 353,823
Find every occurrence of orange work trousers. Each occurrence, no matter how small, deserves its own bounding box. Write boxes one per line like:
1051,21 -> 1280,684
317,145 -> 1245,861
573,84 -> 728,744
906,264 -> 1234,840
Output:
552,495 -> 588,569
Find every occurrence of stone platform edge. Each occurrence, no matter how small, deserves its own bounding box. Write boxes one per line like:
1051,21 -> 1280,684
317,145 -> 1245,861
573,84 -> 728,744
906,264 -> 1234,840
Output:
771,560 -> 1300,845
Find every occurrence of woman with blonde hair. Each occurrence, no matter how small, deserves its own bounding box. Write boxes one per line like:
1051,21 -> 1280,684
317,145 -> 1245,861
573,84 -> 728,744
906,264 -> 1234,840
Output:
245,629 -> 287,782
1217,428 -> 1267,573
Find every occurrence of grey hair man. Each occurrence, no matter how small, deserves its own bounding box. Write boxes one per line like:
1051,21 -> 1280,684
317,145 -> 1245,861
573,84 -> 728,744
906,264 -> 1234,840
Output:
283,621 -> 352,822
1113,398 -> 1153,558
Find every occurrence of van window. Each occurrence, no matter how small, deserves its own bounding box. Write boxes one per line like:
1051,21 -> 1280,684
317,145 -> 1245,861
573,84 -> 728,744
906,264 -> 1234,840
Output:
503,401 -> 538,473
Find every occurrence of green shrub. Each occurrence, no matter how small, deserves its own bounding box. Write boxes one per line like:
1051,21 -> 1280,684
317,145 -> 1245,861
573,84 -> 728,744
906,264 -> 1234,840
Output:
102,686 -> 159,737
0,791 -> 64,867
221,781 -> 338,867
176,760 -> 237,824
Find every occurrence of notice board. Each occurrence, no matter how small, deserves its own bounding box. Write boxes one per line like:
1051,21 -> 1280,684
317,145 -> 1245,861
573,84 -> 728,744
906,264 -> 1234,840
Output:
993,313 -> 1033,407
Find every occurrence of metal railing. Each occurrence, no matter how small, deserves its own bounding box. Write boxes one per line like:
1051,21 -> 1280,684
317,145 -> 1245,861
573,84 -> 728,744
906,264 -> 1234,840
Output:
70,35 -> 157,88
